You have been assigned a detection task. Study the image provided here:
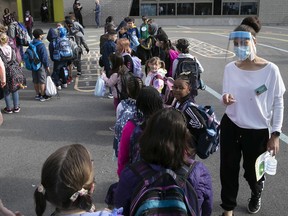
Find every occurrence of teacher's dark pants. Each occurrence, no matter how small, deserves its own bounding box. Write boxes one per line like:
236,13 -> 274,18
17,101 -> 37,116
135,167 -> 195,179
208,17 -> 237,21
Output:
220,114 -> 268,211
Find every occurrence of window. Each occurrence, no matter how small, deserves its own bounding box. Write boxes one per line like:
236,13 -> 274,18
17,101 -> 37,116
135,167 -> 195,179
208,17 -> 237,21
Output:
141,4 -> 158,16
177,3 -> 194,15
195,3 -> 212,15
133,0 -> 259,16
223,2 -> 240,15
240,2 -> 258,15
159,3 -> 176,15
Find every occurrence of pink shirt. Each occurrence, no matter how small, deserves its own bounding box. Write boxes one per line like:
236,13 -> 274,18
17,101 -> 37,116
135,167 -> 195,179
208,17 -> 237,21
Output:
117,120 -> 136,177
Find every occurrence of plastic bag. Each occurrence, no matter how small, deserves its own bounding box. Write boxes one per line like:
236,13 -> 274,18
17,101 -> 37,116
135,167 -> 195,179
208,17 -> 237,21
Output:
45,76 -> 57,96
94,76 -> 106,97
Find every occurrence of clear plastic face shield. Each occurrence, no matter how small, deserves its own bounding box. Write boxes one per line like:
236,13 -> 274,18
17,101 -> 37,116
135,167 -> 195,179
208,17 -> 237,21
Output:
227,31 -> 257,61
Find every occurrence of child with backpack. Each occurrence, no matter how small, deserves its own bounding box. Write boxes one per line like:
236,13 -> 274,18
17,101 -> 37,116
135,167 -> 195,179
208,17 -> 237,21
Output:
48,27 -> 73,90
65,17 -> 89,76
172,74 -> 220,159
101,53 -> 130,110
117,86 -> 163,176
172,38 -> 205,102
33,144 -> 123,216
113,74 -> 143,158
145,56 -> 166,93
102,29 -> 118,98
154,29 -> 178,77
30,29 -> 51,102
116,38 -> 143,78
0,32 -> 24,113
114,108 -> 213,216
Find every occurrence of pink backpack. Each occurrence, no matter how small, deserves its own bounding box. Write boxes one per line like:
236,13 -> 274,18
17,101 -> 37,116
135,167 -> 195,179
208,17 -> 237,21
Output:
168,49 -> 179,77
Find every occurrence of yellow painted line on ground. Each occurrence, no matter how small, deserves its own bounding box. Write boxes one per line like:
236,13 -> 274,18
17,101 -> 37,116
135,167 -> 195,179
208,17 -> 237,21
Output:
74,76 -> 94,92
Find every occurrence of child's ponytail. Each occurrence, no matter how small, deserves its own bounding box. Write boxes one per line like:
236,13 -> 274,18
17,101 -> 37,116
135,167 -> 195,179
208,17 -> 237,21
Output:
34,185 -> 47,216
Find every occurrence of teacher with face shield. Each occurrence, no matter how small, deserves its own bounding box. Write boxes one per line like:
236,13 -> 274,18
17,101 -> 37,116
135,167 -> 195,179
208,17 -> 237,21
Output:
220,16 -> 285,216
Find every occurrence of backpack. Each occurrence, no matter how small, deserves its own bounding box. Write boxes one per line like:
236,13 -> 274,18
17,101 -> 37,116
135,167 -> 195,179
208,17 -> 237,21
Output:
129,161 -> 200,216
123,53 -> 143,78
0,49 -> 26,93
168,49 -> 179,77
114,99 -> 137,157
182,102 -> 220,159
23,41 -> 42,71
68,36 -> 81,60
115,72 -> 135,101
15,22 -> 31,46
150,74 -> 175,106
174,57 -> 205,97
129,120 -> 144,164
53,37 -> 74,61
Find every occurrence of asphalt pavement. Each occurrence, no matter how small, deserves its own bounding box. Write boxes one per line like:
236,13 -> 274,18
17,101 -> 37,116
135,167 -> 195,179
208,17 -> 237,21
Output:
0,23 -> 288,216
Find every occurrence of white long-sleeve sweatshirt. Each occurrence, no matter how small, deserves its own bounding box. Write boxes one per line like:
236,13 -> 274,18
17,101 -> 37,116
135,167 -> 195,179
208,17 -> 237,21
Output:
222,61 -> 285,132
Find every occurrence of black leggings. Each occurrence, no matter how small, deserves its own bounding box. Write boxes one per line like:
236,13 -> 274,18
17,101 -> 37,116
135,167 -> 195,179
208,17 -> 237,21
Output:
220,114 -> 268,211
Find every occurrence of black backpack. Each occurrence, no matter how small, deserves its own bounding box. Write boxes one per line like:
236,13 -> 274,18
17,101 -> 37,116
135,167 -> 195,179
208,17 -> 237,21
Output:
174,57 -> 205,96
129,161 -> 200,216
182,101 -> 220,159
115,72 -> 137,101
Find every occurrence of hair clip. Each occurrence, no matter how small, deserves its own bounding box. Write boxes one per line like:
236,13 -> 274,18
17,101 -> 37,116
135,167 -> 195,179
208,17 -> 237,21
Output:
70,188 -> 88,202
37,184 -> 46,195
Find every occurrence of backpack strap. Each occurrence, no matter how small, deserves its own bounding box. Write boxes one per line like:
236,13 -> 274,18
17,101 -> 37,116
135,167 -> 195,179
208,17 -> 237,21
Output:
150,73 -> 163,86
0,49 -> 9,65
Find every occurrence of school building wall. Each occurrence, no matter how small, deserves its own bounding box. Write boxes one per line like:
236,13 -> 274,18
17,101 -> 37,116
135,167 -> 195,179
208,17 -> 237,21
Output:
63,0 -> 133,27
4,0 -> 288,26
258,0 -> 288,25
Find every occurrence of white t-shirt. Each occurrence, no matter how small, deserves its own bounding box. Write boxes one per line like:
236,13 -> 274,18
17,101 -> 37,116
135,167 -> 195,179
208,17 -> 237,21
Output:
222,61 -> 285,131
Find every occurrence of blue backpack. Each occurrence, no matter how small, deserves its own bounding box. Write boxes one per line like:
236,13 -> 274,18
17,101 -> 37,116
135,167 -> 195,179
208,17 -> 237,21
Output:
129,161 -> 200,216
53,37 -> 74,61
23,41 -> 42,71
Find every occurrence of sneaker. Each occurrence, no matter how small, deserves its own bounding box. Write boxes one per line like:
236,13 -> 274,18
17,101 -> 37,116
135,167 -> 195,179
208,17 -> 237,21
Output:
107,93 -> 113,99
57,85 -> 62,91
39,96 -> 46,102
247,193 -> 261,214
86,48 -> 90,54
77,72 -> 82,76
109,126 -> 115,131
13,107 -> 21,113
62,83 -> 68,88
34,94 -> 41,100
3,107 -> 13,114
44,95 -> 52,101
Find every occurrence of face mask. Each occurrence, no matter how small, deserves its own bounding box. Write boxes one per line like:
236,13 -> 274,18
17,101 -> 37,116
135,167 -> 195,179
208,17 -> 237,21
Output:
234,46 -> 250,61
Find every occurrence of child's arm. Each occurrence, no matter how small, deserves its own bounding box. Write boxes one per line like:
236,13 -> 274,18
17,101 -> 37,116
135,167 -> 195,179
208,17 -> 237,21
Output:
0,200 -> 23,216
0,58 -> 6,88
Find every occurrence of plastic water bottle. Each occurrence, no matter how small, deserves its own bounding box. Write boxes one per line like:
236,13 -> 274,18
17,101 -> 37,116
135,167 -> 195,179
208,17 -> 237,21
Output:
265,150 -> 277,175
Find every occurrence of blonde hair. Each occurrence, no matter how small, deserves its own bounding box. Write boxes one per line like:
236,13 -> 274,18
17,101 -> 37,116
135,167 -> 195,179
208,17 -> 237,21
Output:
116,38 -> 131,54
0,32 -> 8,45
146,56 -> 164,70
